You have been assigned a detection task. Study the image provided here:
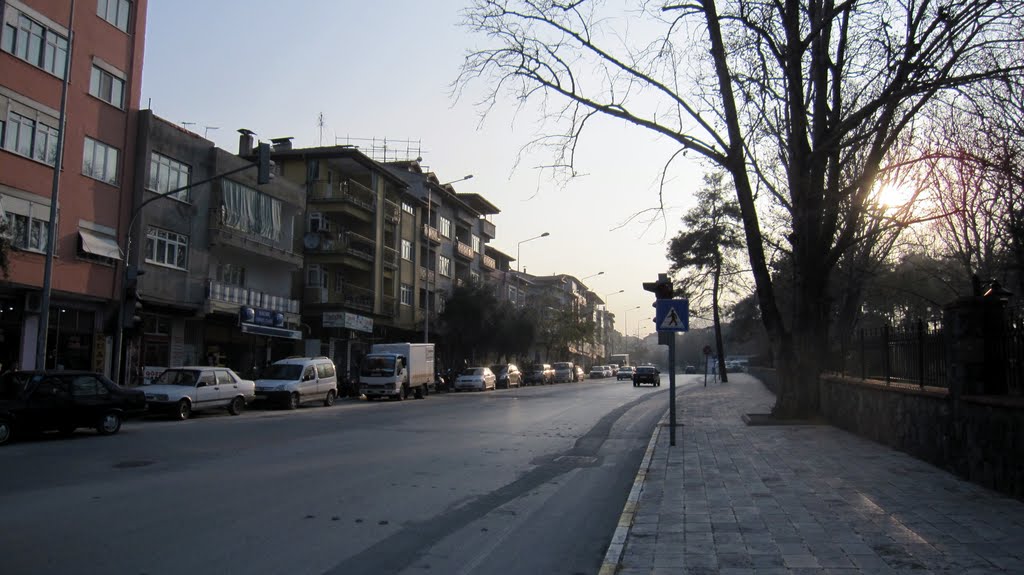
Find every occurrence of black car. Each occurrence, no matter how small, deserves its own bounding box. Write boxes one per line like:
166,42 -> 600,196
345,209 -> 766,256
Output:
523,364 -> 554,385
0,370 -> 146,446
633,365 -> 661,387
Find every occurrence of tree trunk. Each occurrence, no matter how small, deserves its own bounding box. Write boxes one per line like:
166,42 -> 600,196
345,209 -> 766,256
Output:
771,264 -> 830,419
712,260 -> 728,382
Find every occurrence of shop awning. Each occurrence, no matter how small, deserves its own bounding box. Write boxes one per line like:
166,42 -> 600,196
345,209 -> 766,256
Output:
79,229 -> 122,260
240,323 -> 302,340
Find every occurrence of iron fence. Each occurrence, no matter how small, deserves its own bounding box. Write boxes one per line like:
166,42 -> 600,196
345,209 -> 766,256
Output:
1006,306 -> 1024,396
830,320 -> 948,390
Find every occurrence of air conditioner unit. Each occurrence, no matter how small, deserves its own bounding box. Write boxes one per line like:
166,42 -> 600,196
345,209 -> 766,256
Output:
25,292 -> 41,314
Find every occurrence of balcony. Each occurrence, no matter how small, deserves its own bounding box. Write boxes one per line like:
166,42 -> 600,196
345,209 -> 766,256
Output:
455,240 -> 474,261
208,210 -> 302,267
482,255 -> 496,270
383,199 -> 400,224
480,219 -> 496,240
383,246 -> 398,270
419,267 -> 436,284
422,224 -> 440,244
305,284 -> 374,313
381,294 -> 397,317
304,230 -> 376,270
207,279 -> 300,315
308,179 -> 377,220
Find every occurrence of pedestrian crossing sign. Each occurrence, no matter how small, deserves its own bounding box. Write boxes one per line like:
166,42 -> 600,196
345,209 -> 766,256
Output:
654,299 -> 689,332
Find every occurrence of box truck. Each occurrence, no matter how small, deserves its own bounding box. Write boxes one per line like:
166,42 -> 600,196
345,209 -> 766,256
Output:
358,343 -> 435,400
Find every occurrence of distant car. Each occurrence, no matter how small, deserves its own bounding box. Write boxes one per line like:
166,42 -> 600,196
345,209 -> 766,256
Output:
143,367 -> 255,420
552,362 -> 575,383
455,367 -> 496,391
575,366 -> 586,382
589,365 -> 607,379
0,370 -> 146,446
490,364 -> 523,389
684,365 -> 696,374
633,365 -> 661,387
616,366 -> 636,381
524,364 -> 554,385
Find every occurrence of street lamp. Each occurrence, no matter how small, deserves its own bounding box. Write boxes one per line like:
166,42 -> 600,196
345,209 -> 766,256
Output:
601,290 -> 624,360
581,271 -> 604,281
623,305 -> 641,356
425,174 -> 475,343
516,232 -> 550,306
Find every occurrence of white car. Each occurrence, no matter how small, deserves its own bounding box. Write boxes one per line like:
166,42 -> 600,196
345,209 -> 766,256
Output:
455,367 -> 496,391
255,356 -> 338,409
143,367 -> 255,420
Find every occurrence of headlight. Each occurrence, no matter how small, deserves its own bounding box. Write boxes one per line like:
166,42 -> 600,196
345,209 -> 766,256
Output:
275,384 -> 289,391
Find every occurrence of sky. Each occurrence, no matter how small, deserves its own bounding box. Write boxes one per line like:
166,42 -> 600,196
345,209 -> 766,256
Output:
140,0 -> 708,335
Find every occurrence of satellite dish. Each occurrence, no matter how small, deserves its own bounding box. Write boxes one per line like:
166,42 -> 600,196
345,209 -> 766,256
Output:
303,233 -> 321,250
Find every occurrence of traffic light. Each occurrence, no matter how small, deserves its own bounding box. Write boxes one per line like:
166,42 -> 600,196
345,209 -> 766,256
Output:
643,273 -> 674,301
256,142 -> 273,184
123,266 -> 145,331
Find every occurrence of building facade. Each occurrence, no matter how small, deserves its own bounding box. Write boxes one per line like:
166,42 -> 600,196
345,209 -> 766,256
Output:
0,0 -> 147,374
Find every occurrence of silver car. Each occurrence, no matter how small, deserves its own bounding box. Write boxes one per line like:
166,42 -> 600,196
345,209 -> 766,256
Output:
455,367 -> 496,391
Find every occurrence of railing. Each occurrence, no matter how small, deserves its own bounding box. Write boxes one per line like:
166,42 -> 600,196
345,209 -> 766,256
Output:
480,219 -> 496,239
208,209 -> 293,254
422,224 -> 440,244
208,279 -> 300,313
346,231 -> 376,262
829,320 -> 947,389
383,246 -> 398,270
1006,306 -> 1024,396
419,267 -> 436,284
341,283 -> 375,313
381,294 -> 396,317
308,179 -> 377,212
455,241 -> 474,260
383,199 -> 400,224
482,255 -> 496,270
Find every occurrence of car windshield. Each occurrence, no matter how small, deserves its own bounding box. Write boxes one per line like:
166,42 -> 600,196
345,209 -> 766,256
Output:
260,364 -> 303,380
152,369 -> 200,386
361,356 -> 396,377
464,368 -> 487,375
553,363 -> 571,370
490,366 -> 507,375
637,367 -> 656,374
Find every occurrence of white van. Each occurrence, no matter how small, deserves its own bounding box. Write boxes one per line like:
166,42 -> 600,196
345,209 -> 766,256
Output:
254,357 -> 338,409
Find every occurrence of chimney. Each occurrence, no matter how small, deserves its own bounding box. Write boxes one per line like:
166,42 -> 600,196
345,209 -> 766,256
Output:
238,128 -> 255,156
271,137 -> 294,152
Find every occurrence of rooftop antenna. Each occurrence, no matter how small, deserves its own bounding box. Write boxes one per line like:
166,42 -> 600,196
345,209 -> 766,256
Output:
317,113 -> 325,146
181,121 -> 196,130
204,126 -> 220,139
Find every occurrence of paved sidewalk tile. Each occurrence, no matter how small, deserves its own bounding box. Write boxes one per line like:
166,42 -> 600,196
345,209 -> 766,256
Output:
615,374 -> 1024,574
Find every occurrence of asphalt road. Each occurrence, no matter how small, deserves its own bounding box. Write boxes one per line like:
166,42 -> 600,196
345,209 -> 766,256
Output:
0,377 -> 671,575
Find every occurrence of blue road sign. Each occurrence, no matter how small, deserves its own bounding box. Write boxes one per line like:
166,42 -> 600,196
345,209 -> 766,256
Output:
654,299 -> 689,332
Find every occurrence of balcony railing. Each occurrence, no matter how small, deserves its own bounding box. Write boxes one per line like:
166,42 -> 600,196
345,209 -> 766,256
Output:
343,283 -> 375,313
455,241 -> 474,260
419,267 -> 436,284
422,224 -> 441,244
346,231 -> 376,262
208,279 -> 300,314
480,219 -> 496,239
482,255 -> 496,270
208,209 -> 301,266
383,246 -> 398,270
381,294 -> 396,317
383,199 -> 400,224
308,179 -> 377,212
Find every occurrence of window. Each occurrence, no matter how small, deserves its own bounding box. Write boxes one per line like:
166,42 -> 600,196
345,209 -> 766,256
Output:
97,0 -> 131,32
439,255 -> 451,278
439,216 -> 451,238
333,270 -> 344,292
221,179 -> 282,241
89,65 -> 125,109
70,375 -> 109,397
401,202 -> 415,215
471,235 -> 481,253
6,212 -> 49,252
216,263 -> 245,287
147,152 -> 190,200
401,239 -> 412,261
82,137 -> 119,185
144,226 -> 188,270
2,111 -> 58,165
2,11 -> 68,77
306,264 -> 326,288
400,284 -> 413,306
470,270 -> 480,283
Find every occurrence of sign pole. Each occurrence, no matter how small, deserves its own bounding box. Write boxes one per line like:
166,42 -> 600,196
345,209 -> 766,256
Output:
668,330 -> 677,446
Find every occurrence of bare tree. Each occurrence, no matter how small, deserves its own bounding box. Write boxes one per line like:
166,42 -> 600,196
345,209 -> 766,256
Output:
458,0 -> 1024,417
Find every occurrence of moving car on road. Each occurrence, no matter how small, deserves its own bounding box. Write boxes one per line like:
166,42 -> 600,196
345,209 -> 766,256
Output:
455,367 -> 496,391
143,367 -> 255,420
616,366 -> 636,381
633,365 -> 661,387
589,365 -> 609,379
0,370 -> 146,446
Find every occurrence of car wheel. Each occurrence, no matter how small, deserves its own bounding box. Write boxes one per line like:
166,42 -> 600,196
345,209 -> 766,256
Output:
287,392 -> 300,410
228,396 -> 245,415
324,389 -> 337,407
0,419 -> 14,446
97,411 -> 122,435
176,399 -> 192,421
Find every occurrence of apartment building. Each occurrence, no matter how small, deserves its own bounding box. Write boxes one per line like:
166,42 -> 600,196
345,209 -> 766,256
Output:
127,112 -> 306,381
0,0 -> 147,374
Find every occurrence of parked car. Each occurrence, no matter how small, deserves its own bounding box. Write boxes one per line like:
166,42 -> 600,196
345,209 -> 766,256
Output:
523,364 -> 554,385
684,365 -> 697,374
490,364 -> 523,389
575,365 -> 586,382
455,367 -> 496,391
633,365 -> 661,387
254,356 -> 338,409
143,367 -> 255,420
616,366 -> 636,381
552,362 -> 576,383
0,370 -> 146,446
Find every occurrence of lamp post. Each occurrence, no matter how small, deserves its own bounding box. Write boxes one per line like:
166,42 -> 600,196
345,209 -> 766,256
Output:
515,232 -> 550,306
580,271 -> 604,281
424,174 -> 473,343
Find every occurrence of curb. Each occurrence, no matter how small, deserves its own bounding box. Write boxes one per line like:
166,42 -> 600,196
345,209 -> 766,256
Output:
598,412 -> 665,575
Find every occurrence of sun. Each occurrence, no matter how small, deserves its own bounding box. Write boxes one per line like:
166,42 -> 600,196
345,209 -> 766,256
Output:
872,180 -> 919,211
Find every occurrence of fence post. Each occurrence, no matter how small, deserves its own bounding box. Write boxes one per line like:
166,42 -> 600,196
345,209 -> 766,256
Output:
884,324 -> 891,386
918,319 -> 925,388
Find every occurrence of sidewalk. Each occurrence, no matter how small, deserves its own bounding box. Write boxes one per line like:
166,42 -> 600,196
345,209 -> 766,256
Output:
605,374 -> 1024,574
